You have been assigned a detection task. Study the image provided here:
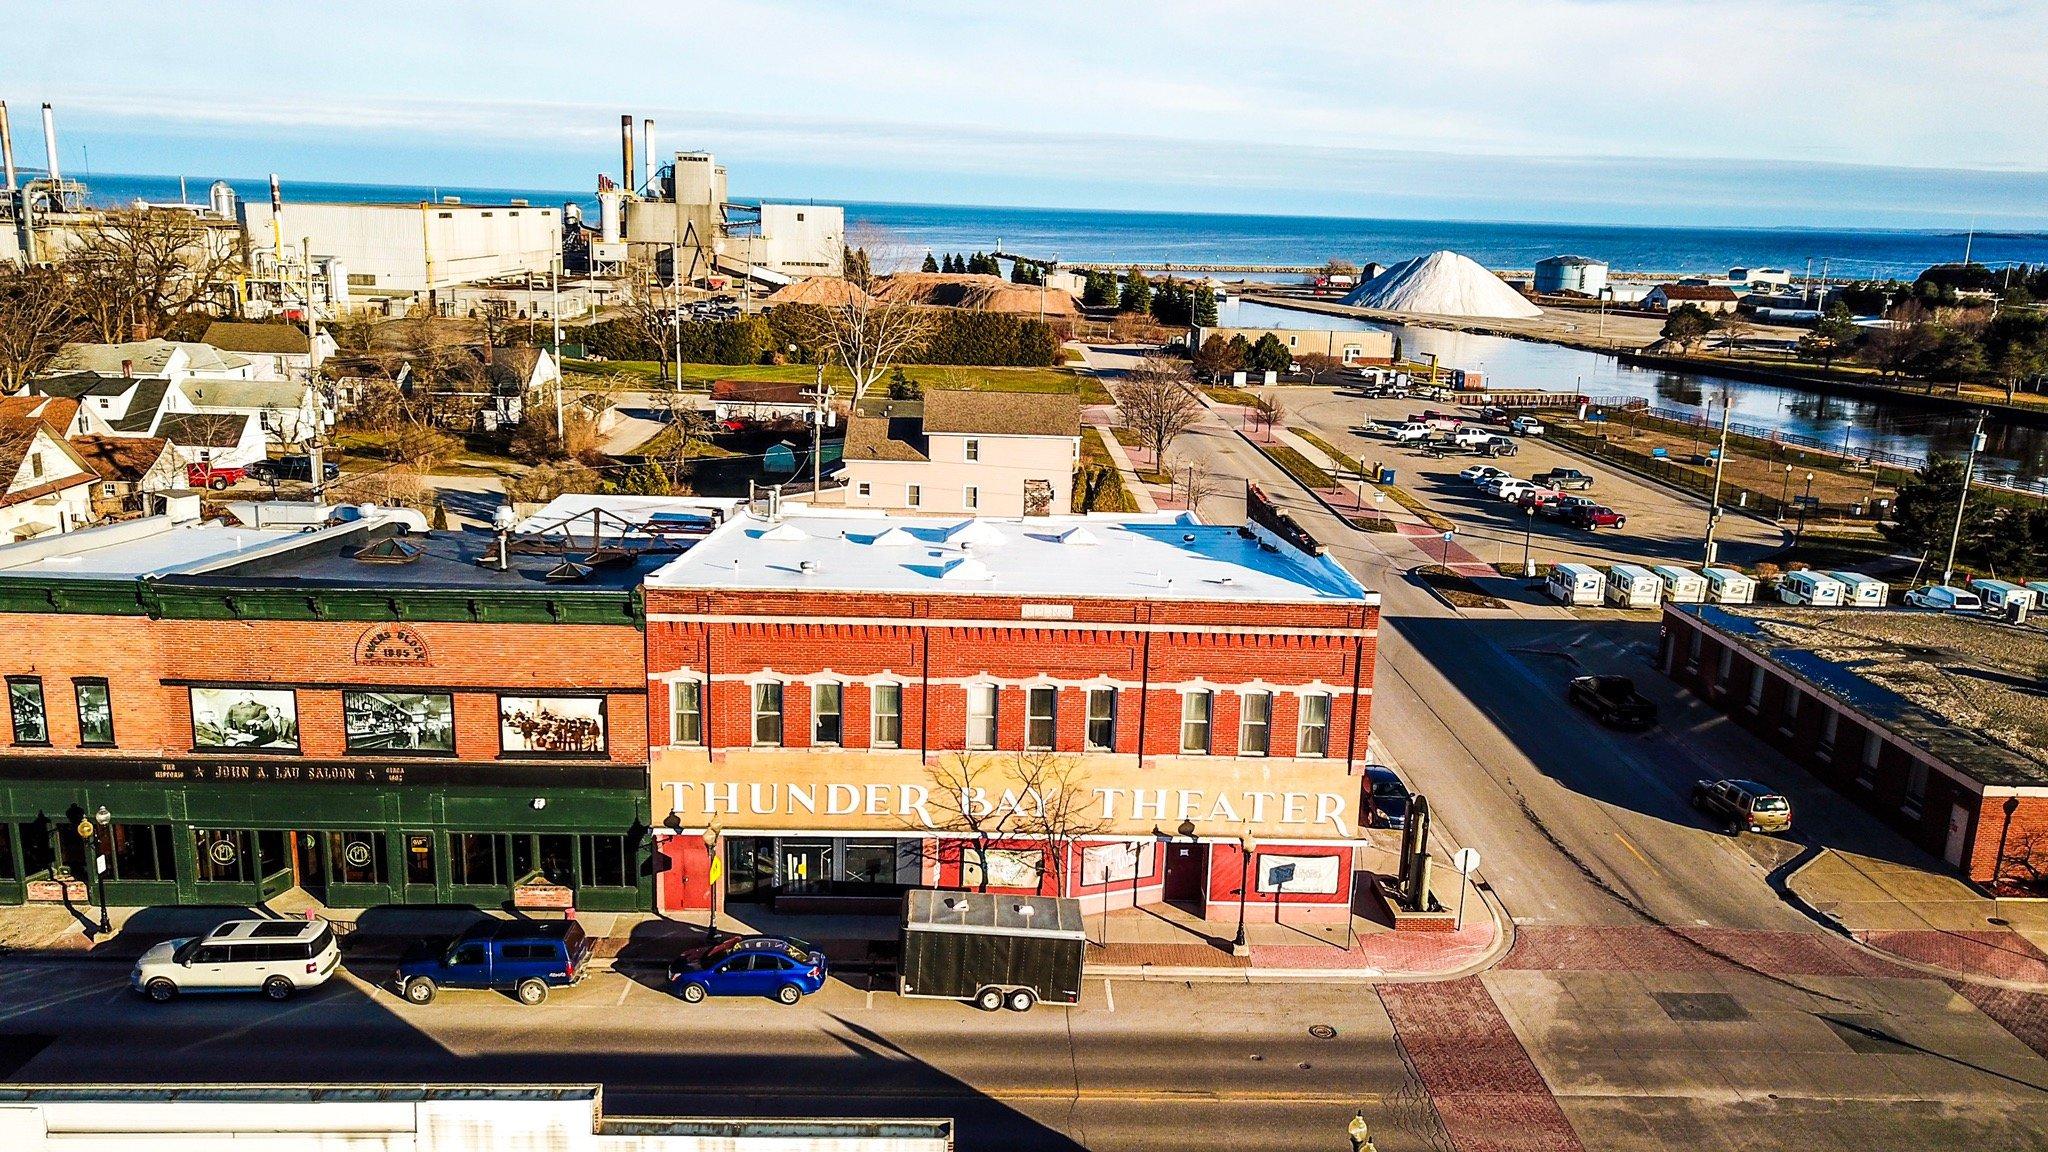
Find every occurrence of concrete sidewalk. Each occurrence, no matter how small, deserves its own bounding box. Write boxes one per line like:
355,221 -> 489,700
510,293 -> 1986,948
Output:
1789,848 -> 2048,989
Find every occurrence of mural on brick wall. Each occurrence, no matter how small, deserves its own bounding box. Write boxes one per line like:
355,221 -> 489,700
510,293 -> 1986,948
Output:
190,687 -> 300,750
500,696 -> 607,755
343,691 -> 455,753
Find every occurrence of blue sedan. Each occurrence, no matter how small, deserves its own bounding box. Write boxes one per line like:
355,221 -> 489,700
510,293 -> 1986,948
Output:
669,936 -> 828,1004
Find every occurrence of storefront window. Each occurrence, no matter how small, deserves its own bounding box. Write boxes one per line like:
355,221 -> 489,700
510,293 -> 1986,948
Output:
966,684 -> 998,749
1086,688 -> 1116,750
514,833 -> 576,883
752,682 -> 784,746
73,679 -> 114,746
671,680 -> 703,745
110,823 -> 176,881
1181,691 -> 1212,754
17,818 -> 53,878
842,842 -> 898,885
1026,687 -> 1057,750
812,682 -> 843,745
873,683 -> 902,747
1240,691 -> 1272,755
1298,694 -> 1331,757
194,828 -> 252,883
7,677 -> 48,745
580,834 -> 632,888
0,826 -> 14,880
405,832 -> 436,884
451,832 -> 508,886
326,831 -> 388,886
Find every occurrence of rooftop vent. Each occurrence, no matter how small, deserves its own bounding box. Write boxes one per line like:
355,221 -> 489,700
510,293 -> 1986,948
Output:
939,557 -> 992,582
799,560 -> 816,574
760,522 -> 808,542
870,526 -> 919,548
1056,526 -> 1100,546
354,537 -> 423,565
947,520 -> 1008,548
545,559 -> 594,582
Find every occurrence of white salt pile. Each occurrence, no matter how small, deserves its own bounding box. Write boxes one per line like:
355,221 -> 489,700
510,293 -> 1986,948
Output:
1340,251 -> 1543,319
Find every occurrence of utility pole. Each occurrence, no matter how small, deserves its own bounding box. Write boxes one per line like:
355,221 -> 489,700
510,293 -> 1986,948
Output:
1942,413 -> 1988,587
810,360 -> 827,493
303,236 -> 325,494
1700,392 -> 1734,566
552,255 -> 565,437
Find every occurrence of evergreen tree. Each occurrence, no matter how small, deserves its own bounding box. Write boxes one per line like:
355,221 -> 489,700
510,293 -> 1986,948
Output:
921,252 -> 940,273
1250,332 -> 1292,373
1010,260 -> 1031,284
1192,285 -> 1219,327
1119,268 -> 1152,315
1082,270 -> 1118,308
1225,334 -> 1254,371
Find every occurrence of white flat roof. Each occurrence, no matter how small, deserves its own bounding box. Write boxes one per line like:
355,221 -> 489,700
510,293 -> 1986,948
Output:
0,516 -> 318,579
648,510 -> 1372,604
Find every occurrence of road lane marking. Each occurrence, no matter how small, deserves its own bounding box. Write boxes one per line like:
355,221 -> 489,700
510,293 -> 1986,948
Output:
1103,979 -> 1114,1013
0,975 -> 130,1023
1613,832 -> 1657,871
616,979 -> 631,1005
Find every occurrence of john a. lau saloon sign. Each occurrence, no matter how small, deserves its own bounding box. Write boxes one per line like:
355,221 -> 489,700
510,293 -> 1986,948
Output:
657,767 -> 1360,839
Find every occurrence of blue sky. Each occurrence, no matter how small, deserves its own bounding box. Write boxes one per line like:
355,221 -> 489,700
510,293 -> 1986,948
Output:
8,1 -> 2048,228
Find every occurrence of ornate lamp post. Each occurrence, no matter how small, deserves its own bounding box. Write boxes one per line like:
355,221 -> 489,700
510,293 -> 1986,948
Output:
701,825 -> 722,941
91,805 -> 111,934
1231,827 -> 1256,957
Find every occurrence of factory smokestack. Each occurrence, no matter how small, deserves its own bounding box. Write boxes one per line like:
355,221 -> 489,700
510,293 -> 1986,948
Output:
643,119 -> 656,193
40,103 -> 60,190
620,114 -> 636,195
0,102 -> 17,193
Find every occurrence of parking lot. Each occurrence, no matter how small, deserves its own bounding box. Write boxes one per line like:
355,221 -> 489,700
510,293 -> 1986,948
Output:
1266,385 -> 1785,572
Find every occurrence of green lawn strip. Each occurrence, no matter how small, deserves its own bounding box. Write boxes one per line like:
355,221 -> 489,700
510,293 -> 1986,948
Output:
1205,385 -> 1262,407
1260,443 -> 1336,490
1074,427 -> 1139,512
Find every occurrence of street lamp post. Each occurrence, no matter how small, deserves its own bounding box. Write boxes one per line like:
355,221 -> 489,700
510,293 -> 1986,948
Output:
1779,464 -> 1793,520
1231,828 -> 1256,957
91,804 -> 111,934
1796,471 -> 1815,541
1521,504 -> 1537,578
701,826 -> 722,941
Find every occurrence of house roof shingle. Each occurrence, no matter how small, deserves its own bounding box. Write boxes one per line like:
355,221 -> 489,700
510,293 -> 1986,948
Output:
0,417 -> 94,508
844,399 -> 929,462
156,412 -> 254,449
49,339 -> 249,376
68,435 -> 174,484
921,389 -> 1081,438
201,322 -> 311,356
177,379 -> 313,411
0,395 -> 79,437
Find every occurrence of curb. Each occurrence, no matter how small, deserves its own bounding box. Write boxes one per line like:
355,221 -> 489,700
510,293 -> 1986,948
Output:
1776,848 -> 2048,995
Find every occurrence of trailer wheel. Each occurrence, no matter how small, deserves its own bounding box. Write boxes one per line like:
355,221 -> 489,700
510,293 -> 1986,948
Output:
1004,988 -> 1036,1012
974,987 -> 1005,1012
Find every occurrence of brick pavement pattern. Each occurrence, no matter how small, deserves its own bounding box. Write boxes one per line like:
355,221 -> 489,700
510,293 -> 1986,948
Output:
1861,930 -> 2048,985
1378,977 -> 1586,1152
1950,980 -> 2048,1061
1501,925 -> 1912,978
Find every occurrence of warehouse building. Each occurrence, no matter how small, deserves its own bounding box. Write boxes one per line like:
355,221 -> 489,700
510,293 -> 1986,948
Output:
0,503 -> 661,911
1661,605 -> 2048,888
237,198 -> 560,301
643,492 -> 1380,922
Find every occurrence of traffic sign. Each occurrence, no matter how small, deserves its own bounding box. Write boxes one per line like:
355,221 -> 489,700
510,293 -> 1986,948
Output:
1452,847 -> 1481,875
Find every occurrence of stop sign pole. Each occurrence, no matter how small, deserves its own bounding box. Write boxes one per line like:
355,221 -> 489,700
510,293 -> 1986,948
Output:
1451,846 -> 1481,931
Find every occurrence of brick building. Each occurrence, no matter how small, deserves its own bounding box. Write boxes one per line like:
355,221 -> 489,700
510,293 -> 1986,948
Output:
1661,605 -> 2048,888
0,505 -> 663,911
644,499 -> 1380,921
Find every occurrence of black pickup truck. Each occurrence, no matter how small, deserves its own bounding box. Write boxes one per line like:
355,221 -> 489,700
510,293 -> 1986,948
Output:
1567,675 -> 1658,729
1533,468 -> 1595,491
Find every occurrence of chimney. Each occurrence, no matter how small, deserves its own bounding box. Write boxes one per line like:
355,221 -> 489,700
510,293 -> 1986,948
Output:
121,359 -> 134,378
620,114 -> 636,194
40,103 -> 60,189
643,119 -> 656,190
0,102 -> 16,193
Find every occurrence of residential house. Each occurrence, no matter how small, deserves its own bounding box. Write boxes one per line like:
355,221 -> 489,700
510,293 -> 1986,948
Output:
479,345 -> 562,431
0,411 -> 97,540
170,378 -> 326,446
0,395 -> 95,439
711,379 -> 823,427
67,435 -> 183,515
1643,284 -> 1741,314
841,389 -> 1081,517
154,411 -> 264,468
18,375 -> 267,467
45,339 -> 258,383
200,321 -> 337,382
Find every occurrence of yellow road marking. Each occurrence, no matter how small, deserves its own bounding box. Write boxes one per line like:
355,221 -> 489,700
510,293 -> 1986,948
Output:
1614,832 -> 1656,871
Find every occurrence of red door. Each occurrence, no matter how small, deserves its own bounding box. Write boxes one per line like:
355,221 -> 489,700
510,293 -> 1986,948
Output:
1161,842 -> 1207,905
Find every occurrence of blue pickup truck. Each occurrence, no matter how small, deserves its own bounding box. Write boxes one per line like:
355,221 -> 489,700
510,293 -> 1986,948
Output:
394,920 -> 593,1005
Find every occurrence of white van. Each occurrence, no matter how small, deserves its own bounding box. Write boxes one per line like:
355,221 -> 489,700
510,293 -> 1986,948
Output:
1969,579 -> 2038,614
1605,564 -> 1663,609
1779,570 -> 1846,607
1702,567 -> 1756,604
1548,562 -> 1604,606
132,918 -> 341,1003
1827,571 -> 1890,608
1650,565 -> 1707,604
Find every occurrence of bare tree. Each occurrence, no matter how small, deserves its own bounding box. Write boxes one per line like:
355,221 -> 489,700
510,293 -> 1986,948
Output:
1249,392 -> 1286,436
1165,452 -> 1227,518
1112,355 -> 1203,461
69,208 -> 242,341
782,225 -> 939,404
1012,752 -> 1111,895
620,257 -> 678,383
0,266 -> 84,390
915,753 -> 1038,893
1294,353 -> 1344,386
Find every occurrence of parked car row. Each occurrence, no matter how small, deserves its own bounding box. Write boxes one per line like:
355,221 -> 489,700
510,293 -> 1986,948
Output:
1457,466 -> 1623,530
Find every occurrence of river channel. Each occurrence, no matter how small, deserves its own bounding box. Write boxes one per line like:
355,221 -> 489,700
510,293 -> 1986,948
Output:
1219,297 -> 2048,488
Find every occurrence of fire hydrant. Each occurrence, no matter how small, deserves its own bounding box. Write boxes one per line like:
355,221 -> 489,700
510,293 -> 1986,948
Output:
1347,1111 -> 1374,1152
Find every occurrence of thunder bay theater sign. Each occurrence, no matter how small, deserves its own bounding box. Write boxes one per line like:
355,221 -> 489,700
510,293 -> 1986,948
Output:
651,751 -> 1362,840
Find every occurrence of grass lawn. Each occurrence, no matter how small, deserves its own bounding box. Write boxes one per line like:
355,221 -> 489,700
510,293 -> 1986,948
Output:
1205,385 -> 1263,407
1075,427 -> 1140,513
1415,565 -> 1508,609
1262,443 -> 1336,490
565,359 -> 1110,403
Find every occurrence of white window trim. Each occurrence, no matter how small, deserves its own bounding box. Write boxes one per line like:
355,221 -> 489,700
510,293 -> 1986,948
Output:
751,678 -> 785,747
1297,691 -> 1333,758
871,681 -> 904,748
670,678 -> 704,746
1180,690 -> 1214,755
965,682 -> 999,750
1237,690 -> 1273,757
811,680 -> 844,746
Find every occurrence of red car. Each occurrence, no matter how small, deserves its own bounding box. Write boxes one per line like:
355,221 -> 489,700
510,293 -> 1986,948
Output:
1565,504 -> 1626,530
186,463 -> 245,491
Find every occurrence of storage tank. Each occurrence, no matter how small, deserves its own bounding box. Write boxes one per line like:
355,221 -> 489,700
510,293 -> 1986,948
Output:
1533,255 -> 1609,297
208,180 -> 239,220
597,190 -> 623,243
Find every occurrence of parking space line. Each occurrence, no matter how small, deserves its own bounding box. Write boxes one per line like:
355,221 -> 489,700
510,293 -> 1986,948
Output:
1104,978 -> 1115,1012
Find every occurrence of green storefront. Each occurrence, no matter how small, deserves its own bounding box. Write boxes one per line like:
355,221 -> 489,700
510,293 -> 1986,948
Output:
0,757 -> 652,911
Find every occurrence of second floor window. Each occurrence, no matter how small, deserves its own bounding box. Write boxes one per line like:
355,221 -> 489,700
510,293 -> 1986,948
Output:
671,680 -> 703,746
964,485 -> 979,510
1239,691 -> 1271,755
753,681 -> 784,746
1181,691 -> 1212,754
1298,693 -> 1331,757
1086,688 -> 1116,751
813,682 -> 843,745
907,484 -> 922,508
964,438 -> 980,462
966,684 -> 998,749
1026,687 -> 1057,750
8,677 -> 48,745
873,683 -> 903,748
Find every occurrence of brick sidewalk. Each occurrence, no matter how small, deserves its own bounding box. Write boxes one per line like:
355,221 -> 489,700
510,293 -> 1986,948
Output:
1379,977 -> 1586,1152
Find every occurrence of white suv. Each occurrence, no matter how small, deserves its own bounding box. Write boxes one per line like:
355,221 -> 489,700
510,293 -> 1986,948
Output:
133,918 -> 341,1002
